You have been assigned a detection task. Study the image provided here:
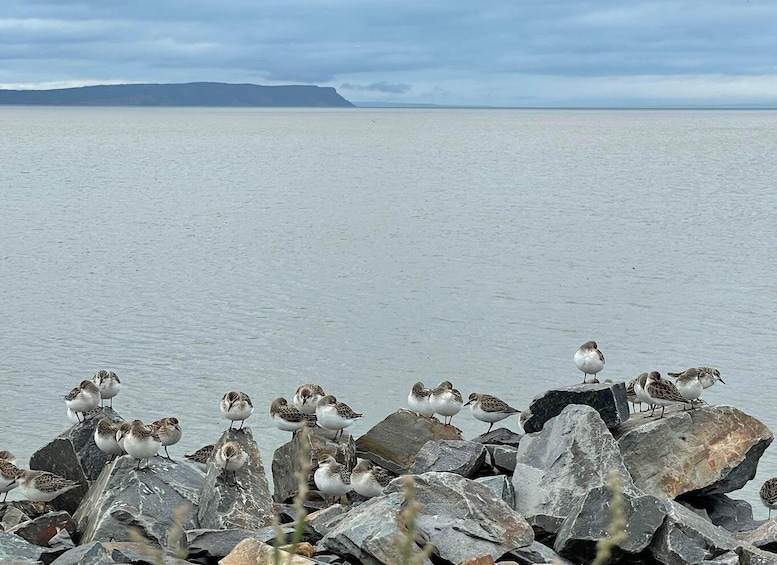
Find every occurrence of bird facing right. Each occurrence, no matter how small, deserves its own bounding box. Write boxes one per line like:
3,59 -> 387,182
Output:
17,469 -> 79,502
464,392 -> 519,433
760,477 -> 777,519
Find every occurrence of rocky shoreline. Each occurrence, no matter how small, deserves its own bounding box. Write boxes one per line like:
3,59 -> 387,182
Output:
1,381 -> 776,565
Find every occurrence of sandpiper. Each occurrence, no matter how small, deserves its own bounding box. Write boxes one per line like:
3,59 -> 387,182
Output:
124,420 -> 162,470
315,395 -> 363,441
0,460 -> 23,502
625,378 -> 641,413
314,454 -> 352,503
644,371 -> 687,418
674,367 -> 704,407
633,372 -> 653,411
94,417 -> 124,457
292,384 -> 326,415
0,450 -> 18,466
351,458 -> 392,498
270,397 -> 308,433
92,369 -> 122,408
184,444 -> 216,471
574,341 -> 605,383
17,469 -> 79,502
151,417 -> 183,460
64,380 -> 101,422
668,366 -> 725,389
464,392 -> 520,433
760,477 -> 777,519
215,441 -> 249,485
429,381 -> 463,426
115,421 -> 132,453
407,382 -> 435,418
220,391 -> 254,429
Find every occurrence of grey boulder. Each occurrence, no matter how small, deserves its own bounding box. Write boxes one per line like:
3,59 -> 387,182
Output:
408,439 -> 486,477
73,454 -> 202,554
198,427 -> 274,530
0,530 -> 50,564
355,409 -> 462,475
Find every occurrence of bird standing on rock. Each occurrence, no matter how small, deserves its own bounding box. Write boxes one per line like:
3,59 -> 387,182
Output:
292,384 -> 326,415
429,381 -> 463,426
220,390 -> 254,429
407,382 -> 435,417
574,341 -> 605,383
92,369 -> 122,408
215,441 -> 248,486
314,454 -> 352,503
315,395 -> 363,441
151,417 -> 182,460
464,392 -> 519,433
64,380 -> 101,422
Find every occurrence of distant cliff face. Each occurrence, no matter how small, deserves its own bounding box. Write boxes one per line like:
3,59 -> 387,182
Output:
0,82 -> 354,107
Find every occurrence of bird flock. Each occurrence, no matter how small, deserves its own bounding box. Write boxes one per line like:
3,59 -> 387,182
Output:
3,341 -> 776,520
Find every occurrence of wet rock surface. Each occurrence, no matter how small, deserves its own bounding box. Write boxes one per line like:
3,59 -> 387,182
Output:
521,382 -> 629,433
198,427 -> 274,530
354,409 -> 462,474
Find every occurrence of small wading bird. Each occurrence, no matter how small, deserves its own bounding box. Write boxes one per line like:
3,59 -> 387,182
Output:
429,381 -> 463,426
574,341 -> 605,383
220,390 -> 254,429
464,392 -> 520,433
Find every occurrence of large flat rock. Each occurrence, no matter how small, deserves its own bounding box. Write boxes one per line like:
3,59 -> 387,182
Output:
521,382 -> 629,433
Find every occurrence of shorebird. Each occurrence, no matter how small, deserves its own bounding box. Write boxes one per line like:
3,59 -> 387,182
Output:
625,378 -> 641,413
633,372 -> 653,412
315,395 -> 363,441
674,367 -> 704,407
184,444 -> 216,471
574,341 -> 605,383
124,420 -> 162,470
351,459 -> 392,498
292,384 -> 326,415
464,392 -> 520,433
429,381 -> 463,425
94,417 -> 124,457
760,477 -> 777,519
668,366 -> 725,390
0,450 -> 18,466
92,369 -> 122,408
64,380 -> 101,422
270,397 -> 308,433
644,371 -> 687,418
214,441 -> 249,485
0,460 -> 23,502
151,417 -> 183,460
314,454 -> 352,503
115,421 -> 132,453
407,382 -> 435,418
16,469 -> 79,502
220,390 -> 254,429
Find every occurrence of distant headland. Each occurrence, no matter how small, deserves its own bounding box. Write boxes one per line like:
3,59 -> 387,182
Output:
0,82 -> 355,107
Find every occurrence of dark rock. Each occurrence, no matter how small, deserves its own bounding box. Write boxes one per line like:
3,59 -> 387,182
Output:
198,427 -> 274,530
521,382 -> 629,433
50,541 -> 192,565
29,407 -> 122,514
354,409 -> 462,475
0,530 -> 49,563
512,404 -> 641,536
735,519 -> 777,552
702,552 -> 743,565
185,526 -> 282,560
472,428 -> 523,447
48,542 -> 114,565
615,405 -> 773,499
475,475 -> 515,507
680,492 -> 763,533
73,454 -> 201,554
408,440 -> 486,477
486,444 -> 519,474
648,500 -> 740,564
272,426 -> 357,503
502,541 -> 576,565
553,485 -> 668,559
7,510 -> 75,547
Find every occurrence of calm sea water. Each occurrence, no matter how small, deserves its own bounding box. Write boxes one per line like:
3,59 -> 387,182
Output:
0,107 -> 775,506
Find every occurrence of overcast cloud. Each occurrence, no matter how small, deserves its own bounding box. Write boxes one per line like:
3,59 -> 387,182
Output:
1,0 -> 775,106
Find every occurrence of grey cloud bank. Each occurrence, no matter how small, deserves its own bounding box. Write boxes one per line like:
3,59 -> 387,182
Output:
1,0 -> 776,107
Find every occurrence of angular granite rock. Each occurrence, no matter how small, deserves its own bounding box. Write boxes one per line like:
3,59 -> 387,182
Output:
220,538 -> 316,565
486,444 -> 519,474
735,519 -> 777,552
73,454 -> 202,553
521,382 -> 629,433
0,530 -> 50,563
354,409 -> 462,475
512,404 -> 643,536
681,492 -> 762,533
272,425 -> 357,503
475,475 -> 515,507
615,405 -> 773,499
198,427 -> 274,530
50,541 -> 191,565
28,407 -> 122,513
408,440 -> 486,477
7,510 -> 75,547
553,485 -> 668,559
472,428 -> 522,448
185,526 -> 281,561
502,541 -> 576,565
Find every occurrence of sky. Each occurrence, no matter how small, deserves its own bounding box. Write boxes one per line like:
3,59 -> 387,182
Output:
1,0 -> 776,107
